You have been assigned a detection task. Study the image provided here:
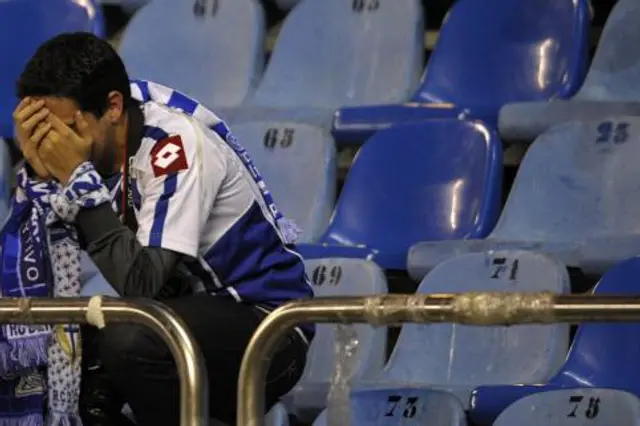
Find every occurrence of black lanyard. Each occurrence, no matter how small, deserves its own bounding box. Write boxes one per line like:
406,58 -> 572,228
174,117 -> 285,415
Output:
121,103 -> 144,233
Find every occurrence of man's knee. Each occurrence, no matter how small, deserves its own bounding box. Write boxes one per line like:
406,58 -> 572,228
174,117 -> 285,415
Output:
98,323 -> 164,371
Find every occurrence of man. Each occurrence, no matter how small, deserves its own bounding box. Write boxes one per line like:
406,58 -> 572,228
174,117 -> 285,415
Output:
13,32 -> 313,425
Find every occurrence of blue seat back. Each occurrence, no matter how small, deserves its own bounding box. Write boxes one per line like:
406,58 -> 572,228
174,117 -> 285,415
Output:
493,117 -> 640,243
494,389 -> 640,426
119,0 -> 266,109
576,0 -> 640,101
312,388 -> 466,426
413,0 -> 589,107
250,0 -> 424,109
377,251 -> 569,386
299,258 -> 387,386
0,0 -> 103,138
321,120 -> 502,266
230,121 -> 337,242
550,257 -> 640,393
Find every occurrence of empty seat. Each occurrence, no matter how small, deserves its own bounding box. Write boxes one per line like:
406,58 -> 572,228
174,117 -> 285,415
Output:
248,0 -> 424,110
493,389 -> 640,426
333,0 -> 590,144
297,120 -> 502,270
286,258 -> 388,421
265,402 -> 290,426
80,252 -> 118,297
409,117 -> 640,280
375,251 -> 568,400
501,0 -> 640,141
230,121 -> 336,242
209,401 -> 289,426
470,256 -> 640,425
118,0 -> 266,109
313,388 -> 466,426
313,250 -> 569,426
0,0 -> 104,138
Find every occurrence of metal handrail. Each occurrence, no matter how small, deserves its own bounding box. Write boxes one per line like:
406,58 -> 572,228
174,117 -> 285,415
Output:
237,292 -> 640,426
0,297 -> 208,426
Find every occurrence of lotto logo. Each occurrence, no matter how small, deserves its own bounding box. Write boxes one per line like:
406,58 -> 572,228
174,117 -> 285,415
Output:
151,135 -> 189,176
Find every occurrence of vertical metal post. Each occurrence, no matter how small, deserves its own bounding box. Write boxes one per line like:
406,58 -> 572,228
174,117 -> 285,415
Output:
0,297 -> 208,426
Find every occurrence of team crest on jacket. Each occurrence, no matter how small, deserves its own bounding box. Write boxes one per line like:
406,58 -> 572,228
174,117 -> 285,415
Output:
150,135 -> 189,176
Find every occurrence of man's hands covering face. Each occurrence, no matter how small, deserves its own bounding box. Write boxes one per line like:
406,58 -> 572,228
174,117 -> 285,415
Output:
13,98 -> 93,184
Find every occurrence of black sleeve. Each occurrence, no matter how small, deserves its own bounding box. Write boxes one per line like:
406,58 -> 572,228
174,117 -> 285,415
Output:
76,203 -> 183,298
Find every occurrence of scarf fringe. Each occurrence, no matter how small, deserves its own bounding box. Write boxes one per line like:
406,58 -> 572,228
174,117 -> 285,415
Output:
45,412 -> 82,426
0,414 -> 43,426
0,338 -> 48,377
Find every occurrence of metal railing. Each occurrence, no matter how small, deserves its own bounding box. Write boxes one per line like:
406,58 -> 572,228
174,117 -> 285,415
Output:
0,297 -> 208,426
237,292 -> 640,426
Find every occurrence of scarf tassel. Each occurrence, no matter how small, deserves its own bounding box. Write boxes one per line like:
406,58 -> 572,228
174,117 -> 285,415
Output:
0,414 -> 44,426
0,339 -> 49,376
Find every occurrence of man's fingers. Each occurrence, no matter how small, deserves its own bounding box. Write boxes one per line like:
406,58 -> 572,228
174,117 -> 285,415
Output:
23,135 -> 50,179
13,97 -> 31,118
14,99 -> 44,122
47,113 -> 71,136
75,111 -> 91,139
26,128 -> 56,158
28,156 -> 50,179
19,108 -> 49,137
30,122 -> 51,146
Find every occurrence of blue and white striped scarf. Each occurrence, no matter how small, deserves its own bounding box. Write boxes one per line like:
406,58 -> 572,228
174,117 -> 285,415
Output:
129,80 -> 301,245
0,163 -> 112,425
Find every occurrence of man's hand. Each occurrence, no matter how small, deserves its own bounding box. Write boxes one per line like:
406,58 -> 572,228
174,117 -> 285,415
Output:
13,97 -> 52,179
39,112 -> 93,185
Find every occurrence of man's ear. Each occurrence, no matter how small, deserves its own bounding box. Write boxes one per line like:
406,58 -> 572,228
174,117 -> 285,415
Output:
105,91 -> 125,124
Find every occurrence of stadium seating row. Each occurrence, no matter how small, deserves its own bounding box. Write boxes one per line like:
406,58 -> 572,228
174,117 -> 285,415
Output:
6,1 -> 640,425
111,0 -> 594,254
333,0 -> 591,143
409,115 -> 640,279
280,253 -> 640,426
5,0 -> 638,254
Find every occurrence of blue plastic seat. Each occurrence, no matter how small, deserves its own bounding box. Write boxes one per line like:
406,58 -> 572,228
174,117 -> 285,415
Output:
285,258 -> 388,421
493,389 -> 640,426
229,121 -> 336,242
265,402 -> 290,426
240,0 -> 423,116
312,388 -> 466,426
80,252 -> 118,297
500,0 -> 640,141
470,256 -> 640,425
409,116 -> 640,280
333,0 -> 590,144
118,0 -> 265,109
312,250 -> 569,426
297,119 -> 502,270
0,0 -> 104,138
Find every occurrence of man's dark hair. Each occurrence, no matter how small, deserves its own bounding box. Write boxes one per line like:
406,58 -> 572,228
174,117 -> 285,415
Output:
17,32 -> 131,117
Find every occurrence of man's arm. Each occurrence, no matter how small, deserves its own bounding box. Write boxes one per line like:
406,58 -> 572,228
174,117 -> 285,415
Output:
76,204 -> 184,298
77,118 -> 220,298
